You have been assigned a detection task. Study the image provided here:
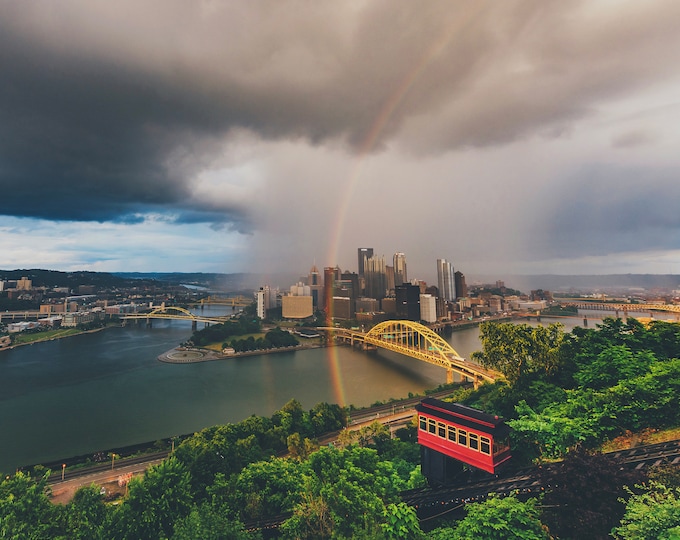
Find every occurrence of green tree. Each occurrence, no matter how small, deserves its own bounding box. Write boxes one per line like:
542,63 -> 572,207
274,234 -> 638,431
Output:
309,402 -> 346,435
65,484 -> 108,540
381,502 -> 424,539
0,471 -> 63,539
450,494 -> 549,540
574,345 -> 655,389
281,446 -> 404,539
225,458 -> 305,522
110,457 -> 193,540
171,503 -> 257,540
471,322 -> 565,385
613,482 -> 680,540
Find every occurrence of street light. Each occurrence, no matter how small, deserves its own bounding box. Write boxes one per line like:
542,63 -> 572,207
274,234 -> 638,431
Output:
61,463 -> 66,481
111,453 -> 118,470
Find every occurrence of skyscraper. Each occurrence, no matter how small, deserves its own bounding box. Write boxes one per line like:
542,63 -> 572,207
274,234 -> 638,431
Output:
437,259 -> 456,302
393,252 -> 407,286
323,267 -> 337,320
364,254 -> 387,300
454,271 -> 467,299
308,263 -> 323,309
357,247 -> 373,277
396,283 -> 420,321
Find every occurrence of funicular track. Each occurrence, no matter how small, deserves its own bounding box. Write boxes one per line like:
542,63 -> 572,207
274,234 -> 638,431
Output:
243,438 -> 680,532
401,438 -> 680,510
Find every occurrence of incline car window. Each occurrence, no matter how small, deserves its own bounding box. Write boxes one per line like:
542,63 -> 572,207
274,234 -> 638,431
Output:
480,436 -> 491,455
458,429 -> 467,446
469,433 -> 479,450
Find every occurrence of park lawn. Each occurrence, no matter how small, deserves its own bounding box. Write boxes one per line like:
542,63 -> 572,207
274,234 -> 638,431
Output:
12,327 -> 84,345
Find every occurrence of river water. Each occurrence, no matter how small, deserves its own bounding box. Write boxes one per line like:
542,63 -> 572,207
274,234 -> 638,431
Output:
0,308 -> 676,473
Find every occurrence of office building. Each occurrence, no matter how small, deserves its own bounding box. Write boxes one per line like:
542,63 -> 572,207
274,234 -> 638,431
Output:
393,252 -> 407,286
385,265 -> 395,293
437,259 -> 456,302
396,283 -> 421,321
357,247 -> 373,277
323,267 -> 337,319
282,295 -> 314,319
364,254 -> 387,300
420,294 -> 437,323
307,264 -> 323,310
256,287 -> 270,319
454,271 -> 467,299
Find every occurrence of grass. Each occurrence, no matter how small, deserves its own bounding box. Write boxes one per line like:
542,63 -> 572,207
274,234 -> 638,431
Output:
600,426 -> 680,452
12,328 -> 84,345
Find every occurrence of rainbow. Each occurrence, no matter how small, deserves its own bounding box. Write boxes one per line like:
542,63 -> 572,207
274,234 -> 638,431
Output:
322,7 -> 484,406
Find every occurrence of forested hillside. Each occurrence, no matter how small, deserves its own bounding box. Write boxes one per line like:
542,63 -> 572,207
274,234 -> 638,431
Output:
2,318 -> 680,538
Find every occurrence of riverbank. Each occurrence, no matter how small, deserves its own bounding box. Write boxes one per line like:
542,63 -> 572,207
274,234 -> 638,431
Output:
0,324 -> 116,352
158,342 -> 327,363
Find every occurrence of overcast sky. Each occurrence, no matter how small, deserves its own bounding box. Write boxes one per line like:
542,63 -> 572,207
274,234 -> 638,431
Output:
2,0 -> 680,284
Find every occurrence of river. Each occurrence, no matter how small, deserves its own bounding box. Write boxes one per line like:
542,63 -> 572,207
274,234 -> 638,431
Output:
0,308 -> 676,473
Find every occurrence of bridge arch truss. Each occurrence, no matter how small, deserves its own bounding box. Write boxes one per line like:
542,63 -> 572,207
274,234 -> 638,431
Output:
360,320 -> 497,386
122,306 -> 230,325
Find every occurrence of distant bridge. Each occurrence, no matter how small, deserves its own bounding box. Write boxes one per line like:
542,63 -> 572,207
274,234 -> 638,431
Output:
193,295 -> 252,308
321,320 -> 500,387
121,306 -> 232,329
557,299 -> 680,315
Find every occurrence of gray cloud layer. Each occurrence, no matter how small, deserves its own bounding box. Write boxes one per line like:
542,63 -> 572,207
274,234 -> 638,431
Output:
1,0 -> 680,264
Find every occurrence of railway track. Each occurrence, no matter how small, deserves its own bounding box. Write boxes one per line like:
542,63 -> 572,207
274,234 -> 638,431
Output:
244,438 -> 680,532
402,438 -> 680,509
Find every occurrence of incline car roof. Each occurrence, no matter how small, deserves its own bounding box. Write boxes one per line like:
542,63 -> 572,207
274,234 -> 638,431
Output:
416,397 -> 507,429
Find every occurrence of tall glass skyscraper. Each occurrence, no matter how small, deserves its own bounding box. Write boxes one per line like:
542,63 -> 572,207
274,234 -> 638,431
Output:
393,252 -> 407,286
357,247 -> 373,277
364,254 -> 387,300
437,258 -> 455,301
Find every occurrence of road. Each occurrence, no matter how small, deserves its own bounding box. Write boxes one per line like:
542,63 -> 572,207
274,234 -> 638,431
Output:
47,392 -> 455,504
49,457 -> 167,504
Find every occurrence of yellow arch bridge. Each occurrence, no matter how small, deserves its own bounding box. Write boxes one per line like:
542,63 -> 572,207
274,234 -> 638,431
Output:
122,306 -> 232,329
322,320 -> 500,388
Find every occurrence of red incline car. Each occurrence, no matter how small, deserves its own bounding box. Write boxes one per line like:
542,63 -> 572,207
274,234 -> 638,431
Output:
416,397 -> 511,484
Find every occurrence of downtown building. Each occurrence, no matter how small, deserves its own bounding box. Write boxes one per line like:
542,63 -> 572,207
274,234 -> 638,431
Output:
437,259 -> 456,302
364,254 -> 387,300
393,252 -> 407,286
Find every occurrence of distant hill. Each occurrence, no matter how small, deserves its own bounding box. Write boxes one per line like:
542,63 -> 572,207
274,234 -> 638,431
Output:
471,274 -> 680,293
4,270 -> 678,295
114,272 -> 301,292
0,269 -> 147,289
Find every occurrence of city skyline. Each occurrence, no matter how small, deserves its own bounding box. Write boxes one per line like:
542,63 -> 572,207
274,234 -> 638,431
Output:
2,2 -> 680,277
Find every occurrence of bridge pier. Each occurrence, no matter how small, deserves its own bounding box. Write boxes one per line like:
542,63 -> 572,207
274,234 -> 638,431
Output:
192,320 -> 197,331
146,319 -> 152,328
447,369 -> 454,385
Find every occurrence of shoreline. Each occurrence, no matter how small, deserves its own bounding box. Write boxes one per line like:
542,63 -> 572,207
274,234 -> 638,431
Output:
0,324 -> 114,352
158,342 -> 328,363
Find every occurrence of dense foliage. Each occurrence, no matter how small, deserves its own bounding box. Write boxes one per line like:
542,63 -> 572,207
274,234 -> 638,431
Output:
228,327 -> 299,353
3,316 -> 680,538
468,318 -> 680,460
189,317 -> 262,347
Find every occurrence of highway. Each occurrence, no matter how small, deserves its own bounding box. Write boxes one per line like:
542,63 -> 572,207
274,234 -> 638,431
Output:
44,391 -> 460,503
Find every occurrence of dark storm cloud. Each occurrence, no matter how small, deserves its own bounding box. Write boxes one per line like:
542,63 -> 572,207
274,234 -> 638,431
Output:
1,0 -> 680,228
536,166 -> 680,257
